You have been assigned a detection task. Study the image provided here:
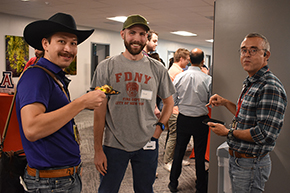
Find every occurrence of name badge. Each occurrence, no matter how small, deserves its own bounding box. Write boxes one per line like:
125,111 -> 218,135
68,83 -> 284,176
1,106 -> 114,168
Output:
143,141 -> 156,150
140,90 -> 153,100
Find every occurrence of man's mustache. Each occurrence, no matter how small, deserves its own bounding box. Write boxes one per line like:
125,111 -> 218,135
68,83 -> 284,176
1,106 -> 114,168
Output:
58,52 -> 75,58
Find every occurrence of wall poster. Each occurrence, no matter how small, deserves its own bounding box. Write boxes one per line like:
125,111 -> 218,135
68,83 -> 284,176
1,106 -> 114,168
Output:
5,35 -> 29,77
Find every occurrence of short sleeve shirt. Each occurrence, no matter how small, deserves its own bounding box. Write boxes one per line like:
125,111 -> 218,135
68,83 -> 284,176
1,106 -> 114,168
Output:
16,58 -> 80,169
91,54 -> 175,151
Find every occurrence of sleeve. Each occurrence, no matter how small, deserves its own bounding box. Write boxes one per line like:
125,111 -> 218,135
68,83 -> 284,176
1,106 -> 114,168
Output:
250,83 -> 287,145
157,67 -> 176,99
90,59 -> 110,90
207,76 -> 212,102
172,74 -> 181,106
17,68 -> 53,110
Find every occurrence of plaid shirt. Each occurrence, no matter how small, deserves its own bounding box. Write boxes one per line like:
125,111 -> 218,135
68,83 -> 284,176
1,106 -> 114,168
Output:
228,65 -> 287,156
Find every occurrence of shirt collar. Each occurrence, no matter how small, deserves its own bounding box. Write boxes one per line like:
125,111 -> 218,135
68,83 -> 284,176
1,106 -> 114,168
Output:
172,63 -> 184,71
188,66 -> 202,71
243,65 -> 269,86
37,58 -> 63,74
37,57 -> 71,87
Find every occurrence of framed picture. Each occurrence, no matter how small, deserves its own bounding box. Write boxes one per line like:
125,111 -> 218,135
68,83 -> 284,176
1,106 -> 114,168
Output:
5,35 -> 29,77
64,56 -> 77,75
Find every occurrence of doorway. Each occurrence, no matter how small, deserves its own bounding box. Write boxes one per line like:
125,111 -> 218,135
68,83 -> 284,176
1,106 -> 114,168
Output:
91,43 -> 110,81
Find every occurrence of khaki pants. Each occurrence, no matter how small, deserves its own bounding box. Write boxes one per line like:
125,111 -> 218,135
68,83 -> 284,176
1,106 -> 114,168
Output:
163,114 -> 178,163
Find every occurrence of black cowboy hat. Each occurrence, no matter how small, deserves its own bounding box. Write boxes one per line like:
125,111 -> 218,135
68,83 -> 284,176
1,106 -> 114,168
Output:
23,12 -> 94,50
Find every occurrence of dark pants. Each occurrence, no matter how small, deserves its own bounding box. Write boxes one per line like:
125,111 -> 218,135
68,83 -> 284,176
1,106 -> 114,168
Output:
98,138 -> 159,193
169,113 -> 209,193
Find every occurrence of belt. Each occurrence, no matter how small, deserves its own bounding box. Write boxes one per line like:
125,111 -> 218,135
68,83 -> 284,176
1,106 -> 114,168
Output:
228,149 -> 268,159
27,165 -> 79,178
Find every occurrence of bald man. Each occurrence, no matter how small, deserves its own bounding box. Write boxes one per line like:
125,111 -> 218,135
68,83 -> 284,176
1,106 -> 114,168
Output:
168,48 -> 212,193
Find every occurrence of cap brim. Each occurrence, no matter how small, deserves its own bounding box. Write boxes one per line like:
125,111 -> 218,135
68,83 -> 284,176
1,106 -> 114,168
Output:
123,23 -> 150,32
24,20 -> 94,50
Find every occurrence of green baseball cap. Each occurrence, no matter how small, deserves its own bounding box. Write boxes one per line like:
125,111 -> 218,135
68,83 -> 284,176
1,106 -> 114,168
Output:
123,14 -> 150,31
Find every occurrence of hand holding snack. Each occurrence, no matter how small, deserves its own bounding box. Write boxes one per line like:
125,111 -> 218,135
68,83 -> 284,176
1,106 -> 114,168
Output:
95,85 -> 120,95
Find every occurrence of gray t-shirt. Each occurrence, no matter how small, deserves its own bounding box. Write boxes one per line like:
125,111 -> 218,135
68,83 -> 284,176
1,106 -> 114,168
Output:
91,54 -> 175,151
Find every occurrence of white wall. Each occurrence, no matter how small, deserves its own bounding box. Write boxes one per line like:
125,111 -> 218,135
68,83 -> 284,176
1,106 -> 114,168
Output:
0,13 -> 212,100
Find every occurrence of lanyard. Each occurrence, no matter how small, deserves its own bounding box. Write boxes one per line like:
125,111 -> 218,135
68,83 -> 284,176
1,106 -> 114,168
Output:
235,69 -> 270,118
235,83 -> 253,118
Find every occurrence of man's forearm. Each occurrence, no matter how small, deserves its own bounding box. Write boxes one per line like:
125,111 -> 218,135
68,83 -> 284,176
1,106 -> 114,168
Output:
224,99 -> 237,115
93,99 -> 107,152
233,129 -> 254,142
159,95 -> 174,124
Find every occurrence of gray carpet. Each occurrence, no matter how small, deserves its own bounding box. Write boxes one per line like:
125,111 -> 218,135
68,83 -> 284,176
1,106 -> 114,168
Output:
75,109 -> 209,193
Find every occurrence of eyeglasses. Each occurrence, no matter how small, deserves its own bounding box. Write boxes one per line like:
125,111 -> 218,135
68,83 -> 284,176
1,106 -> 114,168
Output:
238,48 -> 267,56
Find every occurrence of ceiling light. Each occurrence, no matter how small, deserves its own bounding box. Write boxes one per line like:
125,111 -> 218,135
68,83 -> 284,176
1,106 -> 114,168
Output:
171,31 -> 197,37
206,39 -> 214,43
107,16 -> 127,23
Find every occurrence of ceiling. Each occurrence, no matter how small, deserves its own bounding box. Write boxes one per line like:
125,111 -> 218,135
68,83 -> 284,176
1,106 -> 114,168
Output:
0,0 -> 215,48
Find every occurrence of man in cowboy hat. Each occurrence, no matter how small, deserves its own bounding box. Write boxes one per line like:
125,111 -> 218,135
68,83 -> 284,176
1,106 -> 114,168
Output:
16,12 -> 106,192
92,14 -> 175,192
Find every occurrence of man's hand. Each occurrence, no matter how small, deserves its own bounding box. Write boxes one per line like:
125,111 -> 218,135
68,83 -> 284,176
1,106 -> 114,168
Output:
207,122 -> 229,136
94,150 -> 107,176
81,90 -> 106,110
154,105 -> 161,118
201,66 -> 209,75
206,94 -> 237,115
206,94 -> 226,108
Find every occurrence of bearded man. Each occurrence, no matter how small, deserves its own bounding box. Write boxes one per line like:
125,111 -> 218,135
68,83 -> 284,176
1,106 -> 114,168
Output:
91,14 -> 175,193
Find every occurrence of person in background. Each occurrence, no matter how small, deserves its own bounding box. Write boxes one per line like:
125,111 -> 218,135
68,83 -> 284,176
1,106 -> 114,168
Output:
143,30 -> 159,55
144,30 -> 163,112
149,52 -> 165,66
92,14 -> 175,193
24,49 -> 44,70
206,32 -> 287,193
169,48 -> 211,193
16,12 -> 106,192
200,64 -> 209,75
149,52 -> 165,112
168,57 -> 174,69
163,48 -> 191,172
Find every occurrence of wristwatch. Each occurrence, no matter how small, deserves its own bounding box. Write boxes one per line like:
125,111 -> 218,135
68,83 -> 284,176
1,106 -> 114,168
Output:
155,122 -> 165,131
227,128 -> 235,140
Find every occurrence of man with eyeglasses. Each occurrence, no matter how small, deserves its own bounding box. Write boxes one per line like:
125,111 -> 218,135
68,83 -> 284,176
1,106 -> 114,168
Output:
206,33 -> 287,193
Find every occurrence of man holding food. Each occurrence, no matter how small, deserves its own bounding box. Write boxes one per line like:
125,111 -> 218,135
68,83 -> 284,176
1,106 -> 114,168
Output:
91,14 -> 175,192
16,12 -> 106,192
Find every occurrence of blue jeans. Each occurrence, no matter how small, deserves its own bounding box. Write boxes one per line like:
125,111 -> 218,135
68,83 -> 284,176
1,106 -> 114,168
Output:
22,165 -> 82,193
98,137 -> 159,193
229,154 -> 271,193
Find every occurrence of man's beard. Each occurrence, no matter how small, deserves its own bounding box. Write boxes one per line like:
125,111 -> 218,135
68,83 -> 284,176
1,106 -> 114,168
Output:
124,39 -> 146,56
146,44 -> 155,53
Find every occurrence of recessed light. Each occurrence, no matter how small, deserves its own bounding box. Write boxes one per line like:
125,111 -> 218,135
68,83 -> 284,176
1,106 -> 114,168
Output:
171,31 -> 197,37
21,0 -> 30,2
107,16 -> 127,23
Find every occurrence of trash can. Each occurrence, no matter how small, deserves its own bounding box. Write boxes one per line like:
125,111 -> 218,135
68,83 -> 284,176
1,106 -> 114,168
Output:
216,141 -> 232,193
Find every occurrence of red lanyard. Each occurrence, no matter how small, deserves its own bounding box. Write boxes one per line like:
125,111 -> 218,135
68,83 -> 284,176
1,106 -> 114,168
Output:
235,84 -> 253,118
235,68 -> 269,118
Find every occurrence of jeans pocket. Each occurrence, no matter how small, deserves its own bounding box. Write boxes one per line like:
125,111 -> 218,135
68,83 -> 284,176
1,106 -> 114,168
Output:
234,158 -> 254,170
